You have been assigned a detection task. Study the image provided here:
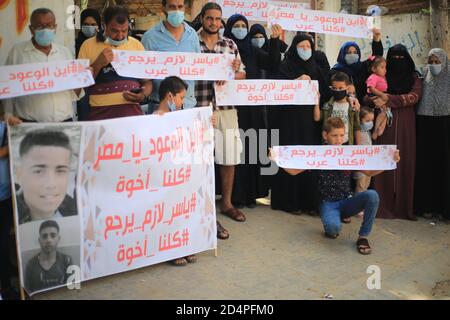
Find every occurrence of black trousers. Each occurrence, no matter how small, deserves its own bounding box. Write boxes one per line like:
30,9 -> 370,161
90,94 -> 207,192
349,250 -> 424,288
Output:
0,197 -> 14,289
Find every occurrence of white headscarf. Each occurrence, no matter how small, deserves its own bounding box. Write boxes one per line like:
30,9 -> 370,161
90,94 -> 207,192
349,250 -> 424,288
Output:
417,48 -> 450,116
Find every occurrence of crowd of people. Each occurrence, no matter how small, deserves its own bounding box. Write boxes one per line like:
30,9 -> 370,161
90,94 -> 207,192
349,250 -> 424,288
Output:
0,0 -> 449,299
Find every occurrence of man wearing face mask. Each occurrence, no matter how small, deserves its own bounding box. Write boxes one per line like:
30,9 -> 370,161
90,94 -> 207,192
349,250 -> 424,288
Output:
2,8 -> 84,123
78,6 -> 153,121
141,0 -> 201,114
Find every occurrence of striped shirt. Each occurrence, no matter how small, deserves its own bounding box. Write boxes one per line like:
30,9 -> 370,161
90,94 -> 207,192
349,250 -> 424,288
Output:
195,34 -> 245,110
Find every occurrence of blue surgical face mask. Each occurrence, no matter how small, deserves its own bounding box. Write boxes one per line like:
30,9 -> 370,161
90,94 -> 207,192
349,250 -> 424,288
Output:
361,121 -> 374,132
297,48 -> 312,61
251,38 -> 265,49
81,25 -> 97,38
429,63 -> 442,76
167,11 -> 184,27
105,35 -> 128,47
34,29 -> 55,47
219,28 -> 225,37
168,99 -> 177,112
232,27 -> 248,40
345,53 -> 359,65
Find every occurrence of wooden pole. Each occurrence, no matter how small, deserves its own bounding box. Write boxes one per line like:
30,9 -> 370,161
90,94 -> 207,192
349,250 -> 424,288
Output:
430,0 -> 449,52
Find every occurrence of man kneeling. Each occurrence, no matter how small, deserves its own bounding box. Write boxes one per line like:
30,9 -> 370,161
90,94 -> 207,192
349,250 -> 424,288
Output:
274,117 -> 400,255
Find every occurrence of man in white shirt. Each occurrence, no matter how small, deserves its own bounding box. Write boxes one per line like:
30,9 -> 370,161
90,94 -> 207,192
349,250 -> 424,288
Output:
2,8 -> 83,122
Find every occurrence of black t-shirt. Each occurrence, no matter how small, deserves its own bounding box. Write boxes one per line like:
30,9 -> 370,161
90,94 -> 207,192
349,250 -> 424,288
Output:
25,252 -> 73,293
318,170 -> 353,202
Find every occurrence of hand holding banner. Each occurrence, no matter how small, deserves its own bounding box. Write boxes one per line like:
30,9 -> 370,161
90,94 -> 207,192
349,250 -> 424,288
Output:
0,59 -> 94,100
111,50 -> 235,81
272,145 -> 398,171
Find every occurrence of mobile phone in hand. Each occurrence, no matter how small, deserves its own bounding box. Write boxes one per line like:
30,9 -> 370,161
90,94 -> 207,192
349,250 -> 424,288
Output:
130,87 -> 142,94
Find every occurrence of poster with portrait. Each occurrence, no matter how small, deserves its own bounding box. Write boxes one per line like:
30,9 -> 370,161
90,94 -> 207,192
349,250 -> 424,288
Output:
9,107 -> 217,296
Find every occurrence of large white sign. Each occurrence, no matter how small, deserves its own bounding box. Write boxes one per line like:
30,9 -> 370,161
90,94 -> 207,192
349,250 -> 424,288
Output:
10,108 -> 217,296
267,6 -> 379,39
0,60 -> 94,100
111,50 -> 235,81
272,145 -> 398,170
214,80 -> 319,106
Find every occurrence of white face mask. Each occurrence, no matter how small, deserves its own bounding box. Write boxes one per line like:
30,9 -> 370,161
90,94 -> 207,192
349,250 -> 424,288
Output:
429,63 -> 443,76
251,38 -> 265,49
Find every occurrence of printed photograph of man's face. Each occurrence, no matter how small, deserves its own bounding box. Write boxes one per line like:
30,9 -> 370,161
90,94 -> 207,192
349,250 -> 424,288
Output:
10,126 -> 81,224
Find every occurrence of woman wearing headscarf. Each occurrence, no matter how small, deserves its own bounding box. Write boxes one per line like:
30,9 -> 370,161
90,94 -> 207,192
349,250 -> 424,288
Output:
223,14 -> 282,208
415,48 -> 450,221
270,34 -> 330,214
76,8 -> 101,121
364,44 -> 423,220
296,32 -> 330,76
75,8 -> 101,57
331,30 -> 383,102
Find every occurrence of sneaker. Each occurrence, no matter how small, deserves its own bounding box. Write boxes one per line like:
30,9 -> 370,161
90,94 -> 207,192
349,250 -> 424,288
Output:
324,232 -> 339,239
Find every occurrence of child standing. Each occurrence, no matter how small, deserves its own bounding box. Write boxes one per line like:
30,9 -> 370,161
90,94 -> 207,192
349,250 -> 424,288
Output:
272,117 -> 400,255
314,72 -> 361,146
366,56 -> 392,140
353,107 -> 375,194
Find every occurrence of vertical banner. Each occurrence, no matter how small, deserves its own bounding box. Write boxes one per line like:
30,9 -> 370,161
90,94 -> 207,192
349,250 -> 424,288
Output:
9,108 -> 217,296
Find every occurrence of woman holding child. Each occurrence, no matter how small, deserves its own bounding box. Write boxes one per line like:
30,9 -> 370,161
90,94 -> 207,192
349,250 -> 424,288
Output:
365,44 -> 423,220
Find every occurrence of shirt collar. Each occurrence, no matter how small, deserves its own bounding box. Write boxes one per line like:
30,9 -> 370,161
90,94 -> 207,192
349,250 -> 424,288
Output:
24,39 -> 60,54
158,21 -> 192,37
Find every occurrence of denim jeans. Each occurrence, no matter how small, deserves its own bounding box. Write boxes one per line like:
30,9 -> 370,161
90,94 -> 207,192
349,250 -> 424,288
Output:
319,190 -> 379,237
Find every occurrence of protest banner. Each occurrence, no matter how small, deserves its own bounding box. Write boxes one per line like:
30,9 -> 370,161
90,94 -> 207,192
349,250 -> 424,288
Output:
9,108 -> 217,296
214,80 -> 319,106
267,6 -> 380,39
0,59 -> 94,100
272,145 -> 398,171
211,0 -> 310,21
111,50 -> 235,81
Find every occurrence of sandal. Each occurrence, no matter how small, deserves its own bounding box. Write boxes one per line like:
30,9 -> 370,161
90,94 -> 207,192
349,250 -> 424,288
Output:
170,258 -> 188,266
185,255 -> 197,263
221,207 -> 246,222
356,238 -> 372,255
217,221 -> 230,240
341,217 -> 352,224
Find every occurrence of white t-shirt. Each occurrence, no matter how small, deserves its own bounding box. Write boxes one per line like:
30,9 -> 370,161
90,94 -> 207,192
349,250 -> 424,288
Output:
331,101 -> 350,143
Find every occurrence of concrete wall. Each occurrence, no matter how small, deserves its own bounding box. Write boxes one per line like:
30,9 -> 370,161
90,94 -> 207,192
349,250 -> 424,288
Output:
0,0 -> 75,64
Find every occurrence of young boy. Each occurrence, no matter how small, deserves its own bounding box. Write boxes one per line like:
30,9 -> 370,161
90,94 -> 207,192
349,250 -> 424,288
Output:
274,117 -> 400,255
314,72 -> 361,146
153,76 -> 217,266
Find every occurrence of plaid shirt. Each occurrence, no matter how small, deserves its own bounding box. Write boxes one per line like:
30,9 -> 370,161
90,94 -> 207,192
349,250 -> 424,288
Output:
195,34 -> 245,110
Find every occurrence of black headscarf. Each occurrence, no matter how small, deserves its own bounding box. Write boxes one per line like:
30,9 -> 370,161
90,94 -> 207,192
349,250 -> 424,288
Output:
250,23 -> 288,53
279,34 -> 319,80
75,8 -> 102,57
386,44 -> 416,95
224,14 -> 259,78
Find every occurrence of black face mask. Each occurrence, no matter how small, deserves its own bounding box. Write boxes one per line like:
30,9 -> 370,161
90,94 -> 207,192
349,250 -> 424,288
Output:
331,89 -> 348,101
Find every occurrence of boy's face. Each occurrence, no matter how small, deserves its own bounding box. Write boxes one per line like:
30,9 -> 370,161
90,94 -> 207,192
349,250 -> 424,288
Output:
323,128 -> 345,145
38,226 -> 60,254
17,146 -> 71,219
331,80 -> 348,92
